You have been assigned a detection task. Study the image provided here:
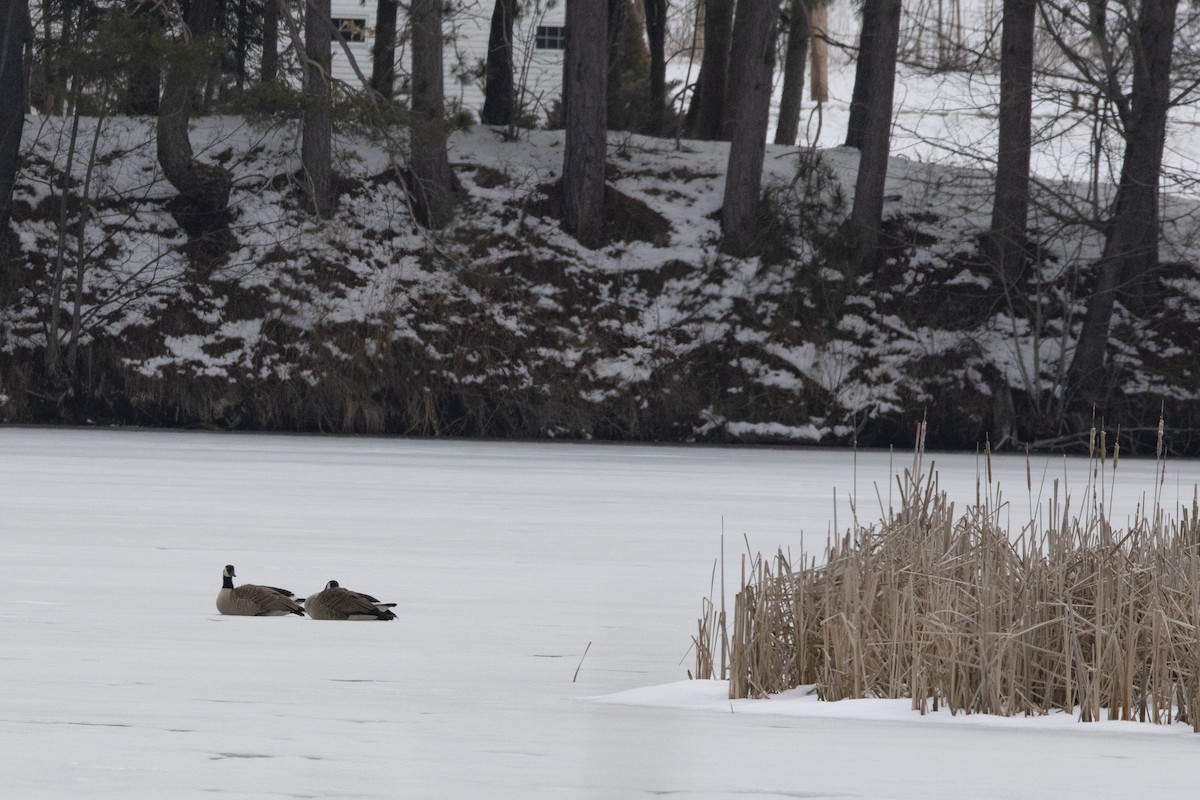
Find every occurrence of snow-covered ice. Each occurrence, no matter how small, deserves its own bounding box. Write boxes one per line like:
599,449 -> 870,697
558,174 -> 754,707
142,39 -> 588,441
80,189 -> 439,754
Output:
4,427 -> 1200,798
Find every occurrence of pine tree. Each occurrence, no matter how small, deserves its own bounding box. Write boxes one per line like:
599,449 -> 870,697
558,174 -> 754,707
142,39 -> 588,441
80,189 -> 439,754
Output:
988,0 -> 1035,287
410,0 -> 458,228
720,0 -> 778,255
302,0 -> 334,218
481,0 -> 517,125
562,0 -> 607,247
157,0 -> 232,215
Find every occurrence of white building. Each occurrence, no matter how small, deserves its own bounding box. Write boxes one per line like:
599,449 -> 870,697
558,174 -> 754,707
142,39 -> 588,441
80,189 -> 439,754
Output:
329,1 -> 567,121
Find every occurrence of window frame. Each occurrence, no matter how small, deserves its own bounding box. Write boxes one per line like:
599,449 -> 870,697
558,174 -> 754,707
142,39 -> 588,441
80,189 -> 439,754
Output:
534,25 -> 566,51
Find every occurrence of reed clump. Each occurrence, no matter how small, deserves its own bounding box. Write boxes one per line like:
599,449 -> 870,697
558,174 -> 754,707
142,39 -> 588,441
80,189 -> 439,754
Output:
697,422 -> 1200,727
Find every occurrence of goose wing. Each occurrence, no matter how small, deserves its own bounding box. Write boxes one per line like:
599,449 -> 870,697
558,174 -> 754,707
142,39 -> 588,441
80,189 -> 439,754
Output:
310,585 -> 396,620
237,584 -> 306,616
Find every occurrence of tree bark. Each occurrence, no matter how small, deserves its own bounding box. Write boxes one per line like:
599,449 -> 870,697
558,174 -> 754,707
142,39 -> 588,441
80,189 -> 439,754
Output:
562,0 -> 607,248
845,0 -> 901,280
720,0 -> 778,256
644,0 -> 667,135
845,0 -> 885,149
157,0 -> 231,215
988,0 -> 1035,288
0,0 -> 28,235
774,0 -> 810,146
303,0 -> 334,218
1068,0 -> 1178,403
481,0 -> 517,125
262,0 -> 279,82
687,0 -> 734,141
809,3 -> 828,103
371,0 -> 398,98
410,0 -> 457,228
607,0 -> 628,130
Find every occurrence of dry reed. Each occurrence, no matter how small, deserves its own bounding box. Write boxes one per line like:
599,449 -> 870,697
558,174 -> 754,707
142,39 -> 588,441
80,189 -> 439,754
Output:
697,421 -> 1200,727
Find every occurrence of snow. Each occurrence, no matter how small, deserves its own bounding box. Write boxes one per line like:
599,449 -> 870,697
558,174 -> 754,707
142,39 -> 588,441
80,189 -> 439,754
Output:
5,427 -> 1200,798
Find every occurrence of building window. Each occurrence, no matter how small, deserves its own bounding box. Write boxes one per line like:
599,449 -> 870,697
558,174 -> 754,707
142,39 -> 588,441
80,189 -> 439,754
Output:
331,18 -> 367,43
535,25 -> 566,50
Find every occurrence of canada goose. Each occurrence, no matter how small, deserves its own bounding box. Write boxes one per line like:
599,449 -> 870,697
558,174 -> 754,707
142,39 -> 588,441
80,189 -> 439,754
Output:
216,565 -> 305,617
306,580 -> 397,621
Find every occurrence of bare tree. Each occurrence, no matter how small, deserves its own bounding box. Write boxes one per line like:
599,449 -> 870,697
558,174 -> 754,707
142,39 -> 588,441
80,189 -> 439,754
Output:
372,0 -> 399,99
845,0 -> 901,280
774,0 -> 810,146
0,0 -> 28,236
720,0 -> 778,256
988,0 -> 1036,287
303,0 -> 334,218
1069,0 -> 1180,403
481,0 -> 518,125
687,0 -> 734,140
157,0 -> 232,215
410,0 -> 457,228
562,0 -> 607,248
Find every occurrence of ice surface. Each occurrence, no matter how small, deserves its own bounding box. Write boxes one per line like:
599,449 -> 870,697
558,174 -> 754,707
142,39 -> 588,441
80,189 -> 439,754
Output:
4,428 -> 1200,798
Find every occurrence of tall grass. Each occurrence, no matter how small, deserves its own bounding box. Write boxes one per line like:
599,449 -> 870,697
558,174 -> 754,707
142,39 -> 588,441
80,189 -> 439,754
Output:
697,421 -> 1200,727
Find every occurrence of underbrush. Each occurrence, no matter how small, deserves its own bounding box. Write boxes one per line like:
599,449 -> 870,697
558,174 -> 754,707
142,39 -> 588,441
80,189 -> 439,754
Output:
696,421 -> 1200,727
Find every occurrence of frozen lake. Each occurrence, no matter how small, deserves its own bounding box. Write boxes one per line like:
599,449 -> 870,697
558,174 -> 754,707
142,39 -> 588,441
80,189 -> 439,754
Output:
4,427 -> 1200,798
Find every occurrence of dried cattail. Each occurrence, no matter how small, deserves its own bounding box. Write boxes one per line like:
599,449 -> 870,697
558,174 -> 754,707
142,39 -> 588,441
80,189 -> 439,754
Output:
714,432 -> 1200,727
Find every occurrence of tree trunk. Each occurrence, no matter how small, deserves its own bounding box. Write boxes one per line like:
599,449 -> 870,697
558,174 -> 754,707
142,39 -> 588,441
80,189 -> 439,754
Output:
410,0 -> 457,228
0,0 -> 28,235
988,0 -> 1035,288
687,0 -> 734,140
36,0 -> 57,114
845,0 -> 901,280
774,0 -> 810,146
607,0 -> 628,131
809,3 -> 828,103
481,0 -> 517,125
1068,0 -> 1178,403
233,0 -> 250,91
845,0 -> 885,149
644,0 -> 667,135
562,0 -> 607,248
1088,0 -> 1107,55
303,0 -> 334,218
262,0 -> 279,82
371,0 -> 398,98
157,0 -> 231,215
127,0 -> 162,115
720,0 -> 778,256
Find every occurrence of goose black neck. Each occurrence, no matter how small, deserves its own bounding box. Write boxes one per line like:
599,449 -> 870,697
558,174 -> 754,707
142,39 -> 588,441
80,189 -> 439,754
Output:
222,574 -> 235,589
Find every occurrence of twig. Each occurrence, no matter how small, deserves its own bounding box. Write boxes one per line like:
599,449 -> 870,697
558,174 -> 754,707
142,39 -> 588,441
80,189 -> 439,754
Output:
572,641 -> 592,683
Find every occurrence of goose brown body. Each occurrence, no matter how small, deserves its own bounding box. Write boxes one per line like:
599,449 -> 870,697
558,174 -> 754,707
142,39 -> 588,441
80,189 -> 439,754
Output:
216,565 -> 305,617
306,580 -> 397,621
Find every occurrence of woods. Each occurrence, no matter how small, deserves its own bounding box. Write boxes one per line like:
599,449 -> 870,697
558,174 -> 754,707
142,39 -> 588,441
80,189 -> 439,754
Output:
0,0 -> 1199,452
